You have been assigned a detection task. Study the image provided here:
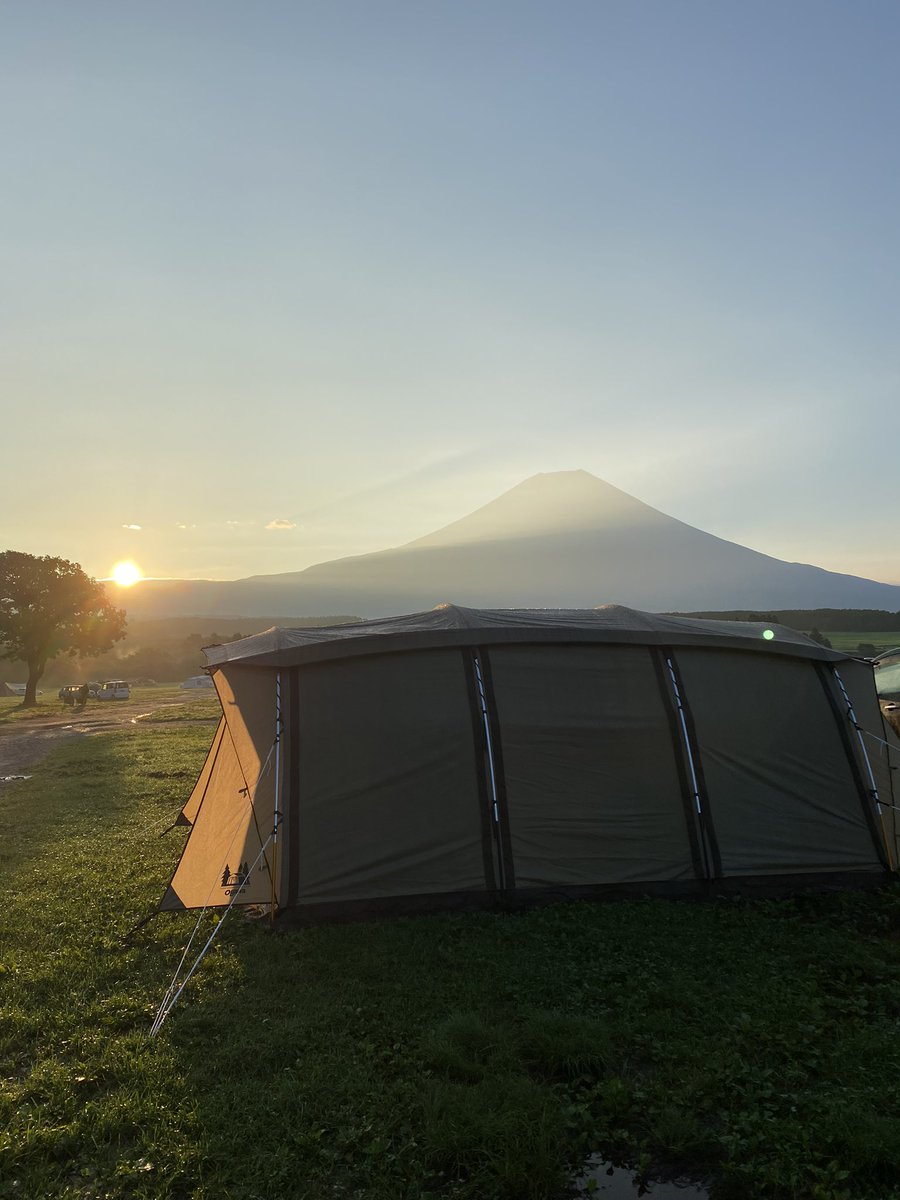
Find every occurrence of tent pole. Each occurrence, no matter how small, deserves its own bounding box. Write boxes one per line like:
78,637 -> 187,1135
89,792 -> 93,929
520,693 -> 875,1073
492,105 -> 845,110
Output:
665,655 -> 710,879
833,667 -> 895,871
473,651 -> 504,889
271,671 -> 282,920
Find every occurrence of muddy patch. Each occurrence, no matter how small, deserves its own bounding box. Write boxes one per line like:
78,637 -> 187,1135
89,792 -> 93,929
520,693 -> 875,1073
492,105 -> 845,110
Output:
573,1157 -> 709,1197
0,726 -> 87,784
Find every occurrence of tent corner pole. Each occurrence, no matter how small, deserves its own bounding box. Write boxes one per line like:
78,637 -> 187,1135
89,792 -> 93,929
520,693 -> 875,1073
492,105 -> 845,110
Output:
833,666 -> 895,872
271,671 -> 283,921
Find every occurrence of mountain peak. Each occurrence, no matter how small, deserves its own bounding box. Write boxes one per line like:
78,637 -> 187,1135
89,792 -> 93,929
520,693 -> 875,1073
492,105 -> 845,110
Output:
404,469 -> 667,550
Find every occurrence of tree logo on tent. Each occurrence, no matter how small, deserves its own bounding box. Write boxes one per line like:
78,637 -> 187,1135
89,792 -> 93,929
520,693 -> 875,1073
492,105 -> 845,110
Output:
221,862 -> 251,895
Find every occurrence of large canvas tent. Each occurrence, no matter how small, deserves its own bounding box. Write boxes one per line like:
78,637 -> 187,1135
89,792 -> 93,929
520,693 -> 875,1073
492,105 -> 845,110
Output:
159,606 -> 900,922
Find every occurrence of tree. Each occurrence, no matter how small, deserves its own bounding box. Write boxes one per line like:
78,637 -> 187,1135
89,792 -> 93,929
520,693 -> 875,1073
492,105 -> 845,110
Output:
0,552 -> 127,706
808,627 -> 833,649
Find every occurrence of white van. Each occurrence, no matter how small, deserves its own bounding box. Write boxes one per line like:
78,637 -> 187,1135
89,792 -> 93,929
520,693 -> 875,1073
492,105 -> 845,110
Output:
98,680 -> 130,700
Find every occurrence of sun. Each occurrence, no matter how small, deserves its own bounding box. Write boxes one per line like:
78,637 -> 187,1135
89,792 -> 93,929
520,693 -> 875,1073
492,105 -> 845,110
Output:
111,560 -> 143,587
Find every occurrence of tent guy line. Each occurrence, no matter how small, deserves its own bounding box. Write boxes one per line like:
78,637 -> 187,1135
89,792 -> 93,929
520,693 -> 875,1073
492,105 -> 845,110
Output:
150,826 -> 277,1037
151,730 -> 281,1035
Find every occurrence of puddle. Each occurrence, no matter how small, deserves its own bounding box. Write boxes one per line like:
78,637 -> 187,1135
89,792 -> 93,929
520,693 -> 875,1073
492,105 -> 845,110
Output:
1,774 -> 32,782
573,1157 -> 709,1198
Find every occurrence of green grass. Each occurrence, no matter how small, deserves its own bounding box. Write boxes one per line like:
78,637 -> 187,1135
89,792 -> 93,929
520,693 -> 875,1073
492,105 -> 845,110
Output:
814,632 -> 900,655
4,729 -> 900,1198
0,686 -> 219,726
0,695 -> 61,723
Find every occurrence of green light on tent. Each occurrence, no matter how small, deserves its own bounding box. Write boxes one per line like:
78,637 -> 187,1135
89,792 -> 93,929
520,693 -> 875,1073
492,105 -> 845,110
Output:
763,629 -> 775,641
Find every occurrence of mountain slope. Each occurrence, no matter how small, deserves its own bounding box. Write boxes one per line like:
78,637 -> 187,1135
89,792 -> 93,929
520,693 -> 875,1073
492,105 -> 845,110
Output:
119,471 -> 900,617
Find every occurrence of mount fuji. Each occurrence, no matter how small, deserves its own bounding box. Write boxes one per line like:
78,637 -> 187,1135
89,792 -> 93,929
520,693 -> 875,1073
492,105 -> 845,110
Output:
118,470 -> 900,617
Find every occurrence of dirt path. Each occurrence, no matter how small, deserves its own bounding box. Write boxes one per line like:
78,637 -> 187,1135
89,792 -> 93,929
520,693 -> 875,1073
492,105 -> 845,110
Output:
0,695 -> 215,785
0,725 -> 86,781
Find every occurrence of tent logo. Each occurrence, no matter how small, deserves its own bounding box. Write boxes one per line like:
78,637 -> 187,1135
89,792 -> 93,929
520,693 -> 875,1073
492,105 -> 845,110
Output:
221,862 -> 251,895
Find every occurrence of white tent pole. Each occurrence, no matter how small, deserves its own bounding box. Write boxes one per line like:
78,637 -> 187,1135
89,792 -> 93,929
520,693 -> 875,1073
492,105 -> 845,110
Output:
665,655 -> 712,880
271,671 -> 282,916
832,667 -> 894,870
665,657 -> 703,817
473,651 -> 503,887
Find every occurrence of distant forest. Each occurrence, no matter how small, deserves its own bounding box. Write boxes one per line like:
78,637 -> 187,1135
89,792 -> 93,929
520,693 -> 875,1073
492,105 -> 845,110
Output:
675,609 -> 900,631
0,615 -> 360,688
4,608 -> 900,690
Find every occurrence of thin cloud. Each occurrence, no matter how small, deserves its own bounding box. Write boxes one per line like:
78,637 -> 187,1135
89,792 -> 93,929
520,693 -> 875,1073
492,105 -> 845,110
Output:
226,520 -> 256,528
121,523 -> 142,530
265,518 -> 297,531
175,522 -> 196,530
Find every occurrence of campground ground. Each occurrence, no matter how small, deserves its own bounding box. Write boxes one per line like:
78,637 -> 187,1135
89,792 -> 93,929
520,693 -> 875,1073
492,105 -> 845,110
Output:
0,687 -> 218,780
3,694 -> 900,1199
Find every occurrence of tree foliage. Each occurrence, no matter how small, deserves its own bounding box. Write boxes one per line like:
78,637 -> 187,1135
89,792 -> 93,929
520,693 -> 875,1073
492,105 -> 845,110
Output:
807,626 -> 833,648
0,551 -> 127,705
677,608 -> 900,632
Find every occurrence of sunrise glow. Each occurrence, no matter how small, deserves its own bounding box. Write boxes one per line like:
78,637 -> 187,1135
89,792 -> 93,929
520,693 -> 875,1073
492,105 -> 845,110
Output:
110,560 -> 143,587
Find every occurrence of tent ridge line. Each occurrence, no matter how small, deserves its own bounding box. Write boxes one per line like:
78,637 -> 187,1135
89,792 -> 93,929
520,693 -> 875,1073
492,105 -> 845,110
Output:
206,624 -> 849,672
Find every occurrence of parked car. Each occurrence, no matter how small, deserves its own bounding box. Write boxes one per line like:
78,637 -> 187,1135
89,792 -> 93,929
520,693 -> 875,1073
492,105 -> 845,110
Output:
98,680 -> 130,700
59,684 -> 88,707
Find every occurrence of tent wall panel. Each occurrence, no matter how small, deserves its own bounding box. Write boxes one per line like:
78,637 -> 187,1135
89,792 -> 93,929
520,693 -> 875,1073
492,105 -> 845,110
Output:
487,645 -> 698,887
215,665 -> 279,880
674,649 -> 882,876
158,665 -> 280,911
179,717 -> 225,828
160,723 -> 273,910
290,650 -> 487,903
214,667 -> 278,800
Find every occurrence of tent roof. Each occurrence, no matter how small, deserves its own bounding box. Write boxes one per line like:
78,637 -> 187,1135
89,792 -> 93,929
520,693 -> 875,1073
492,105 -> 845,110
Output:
203,604 -> 850,670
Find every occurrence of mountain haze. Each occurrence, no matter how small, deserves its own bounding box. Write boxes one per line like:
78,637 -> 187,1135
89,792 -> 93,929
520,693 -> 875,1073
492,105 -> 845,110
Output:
118,471 -> 900,617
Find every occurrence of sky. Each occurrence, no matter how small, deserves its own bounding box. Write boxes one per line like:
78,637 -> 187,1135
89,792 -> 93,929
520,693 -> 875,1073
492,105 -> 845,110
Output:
2,1 -> 899,586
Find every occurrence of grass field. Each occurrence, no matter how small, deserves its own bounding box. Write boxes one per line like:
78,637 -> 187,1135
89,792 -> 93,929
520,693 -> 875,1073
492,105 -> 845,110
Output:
0,686 -> 219,727
810,632 -> 900,655
4,726 -> 900,1199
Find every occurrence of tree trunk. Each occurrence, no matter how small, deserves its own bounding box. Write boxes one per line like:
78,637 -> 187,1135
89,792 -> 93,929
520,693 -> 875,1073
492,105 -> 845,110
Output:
23,660 -> 45,708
